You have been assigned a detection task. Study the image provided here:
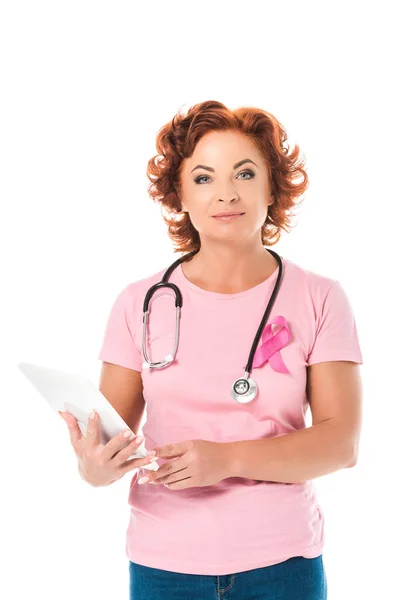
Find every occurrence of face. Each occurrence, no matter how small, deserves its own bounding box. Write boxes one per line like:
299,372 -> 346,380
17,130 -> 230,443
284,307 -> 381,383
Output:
178,130 -> 274,242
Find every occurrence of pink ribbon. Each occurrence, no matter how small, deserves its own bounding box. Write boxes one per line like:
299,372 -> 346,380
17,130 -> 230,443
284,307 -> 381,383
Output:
251,316 -> 291,373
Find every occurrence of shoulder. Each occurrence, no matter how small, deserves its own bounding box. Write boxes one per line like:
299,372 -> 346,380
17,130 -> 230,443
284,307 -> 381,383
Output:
117,266 -> 170,307
283,256 -> 339,299
283,257 -> 357,326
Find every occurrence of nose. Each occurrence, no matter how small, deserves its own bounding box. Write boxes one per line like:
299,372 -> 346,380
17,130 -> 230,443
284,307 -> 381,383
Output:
217,187 -> 239,203
218,196 -> 239,206
214,177 -> 239,203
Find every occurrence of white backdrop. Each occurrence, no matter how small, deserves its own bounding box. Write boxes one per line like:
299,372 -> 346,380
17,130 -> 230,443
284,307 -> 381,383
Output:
2,1 -> 399,598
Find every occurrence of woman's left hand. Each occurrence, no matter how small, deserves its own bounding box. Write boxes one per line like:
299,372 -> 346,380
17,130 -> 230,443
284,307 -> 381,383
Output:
138,439 -> 234,490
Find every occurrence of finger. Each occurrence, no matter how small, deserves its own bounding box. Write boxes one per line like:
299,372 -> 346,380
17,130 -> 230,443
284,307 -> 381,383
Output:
85,410 -> 101,451
107,432 -> 145,463
163,476 -> 192,490
120,452 -> 159,476
103,429 -> 142,462
150,468 -> 189,486
153,441 -> 190,459
148,456 -> 185,483
59,410 -> 83,449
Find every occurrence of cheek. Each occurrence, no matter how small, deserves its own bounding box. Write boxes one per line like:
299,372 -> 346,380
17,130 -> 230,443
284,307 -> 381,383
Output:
243,206 -> 269,230
187,204 -> 214,231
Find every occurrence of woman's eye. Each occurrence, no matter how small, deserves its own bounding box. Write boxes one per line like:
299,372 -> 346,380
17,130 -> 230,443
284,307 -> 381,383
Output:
194,175 -> 211,184
238,170 -> 255,180
194,171 -> 255,185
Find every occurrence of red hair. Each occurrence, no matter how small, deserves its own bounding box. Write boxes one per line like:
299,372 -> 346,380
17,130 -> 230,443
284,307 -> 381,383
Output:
146,100 -> 308,254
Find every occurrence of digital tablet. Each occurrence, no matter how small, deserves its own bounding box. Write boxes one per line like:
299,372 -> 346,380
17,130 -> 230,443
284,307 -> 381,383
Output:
17,361 -> 159,472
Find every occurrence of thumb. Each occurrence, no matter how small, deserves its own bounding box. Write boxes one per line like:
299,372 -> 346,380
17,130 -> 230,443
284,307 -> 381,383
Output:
59,410 -> 74,424
59,410 -> 83,446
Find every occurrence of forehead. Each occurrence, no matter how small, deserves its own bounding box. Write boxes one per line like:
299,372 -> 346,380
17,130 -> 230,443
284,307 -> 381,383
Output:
183,130 -> 262,170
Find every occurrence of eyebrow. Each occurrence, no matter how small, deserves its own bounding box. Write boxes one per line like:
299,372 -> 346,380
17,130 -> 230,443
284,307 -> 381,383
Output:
190,158 -> 257,173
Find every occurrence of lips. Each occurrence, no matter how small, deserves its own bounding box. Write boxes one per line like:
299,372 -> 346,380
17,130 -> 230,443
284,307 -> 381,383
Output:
212,212 -> 244,217
212,212 -> 244,221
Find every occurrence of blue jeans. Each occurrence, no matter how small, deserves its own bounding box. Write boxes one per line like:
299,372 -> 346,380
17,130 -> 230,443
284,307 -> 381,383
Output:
129,555 -> 327,599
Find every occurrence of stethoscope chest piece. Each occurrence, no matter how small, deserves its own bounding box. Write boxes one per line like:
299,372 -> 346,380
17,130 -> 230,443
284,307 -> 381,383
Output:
231,376 -> 258,403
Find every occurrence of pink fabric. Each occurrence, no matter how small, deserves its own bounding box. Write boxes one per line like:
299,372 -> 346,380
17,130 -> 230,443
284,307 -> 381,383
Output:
98,256 -> 363,576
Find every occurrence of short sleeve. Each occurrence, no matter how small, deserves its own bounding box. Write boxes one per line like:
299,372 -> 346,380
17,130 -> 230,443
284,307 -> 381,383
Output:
306,280 -> 363,366
97,286 -> 143,372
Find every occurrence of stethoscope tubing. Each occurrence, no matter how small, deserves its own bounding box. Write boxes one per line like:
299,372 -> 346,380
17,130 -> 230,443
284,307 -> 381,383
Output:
141,248 -> 283,378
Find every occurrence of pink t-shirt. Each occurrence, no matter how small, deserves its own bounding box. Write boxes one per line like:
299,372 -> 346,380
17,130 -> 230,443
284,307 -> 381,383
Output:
97,255 -> 363,576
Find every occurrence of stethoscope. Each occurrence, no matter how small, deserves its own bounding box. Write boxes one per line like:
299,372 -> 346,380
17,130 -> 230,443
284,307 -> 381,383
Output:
141,247 -> 284,403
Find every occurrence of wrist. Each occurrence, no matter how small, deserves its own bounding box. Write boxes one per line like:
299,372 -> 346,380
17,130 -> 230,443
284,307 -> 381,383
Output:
221,441 -> 240,478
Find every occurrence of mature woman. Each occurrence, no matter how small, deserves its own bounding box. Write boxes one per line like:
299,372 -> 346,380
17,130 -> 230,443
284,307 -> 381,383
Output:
62,100 -> 363,599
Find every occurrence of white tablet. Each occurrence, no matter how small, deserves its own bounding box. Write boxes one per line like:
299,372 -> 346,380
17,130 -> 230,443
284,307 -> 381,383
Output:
17,361 -> 159,472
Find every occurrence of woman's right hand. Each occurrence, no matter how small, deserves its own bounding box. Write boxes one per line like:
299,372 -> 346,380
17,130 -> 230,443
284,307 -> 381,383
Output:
59,410 -> 157,487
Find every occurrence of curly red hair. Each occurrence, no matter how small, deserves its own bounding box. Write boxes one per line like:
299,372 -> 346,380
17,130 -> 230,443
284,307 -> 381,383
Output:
146,100 -> 308,254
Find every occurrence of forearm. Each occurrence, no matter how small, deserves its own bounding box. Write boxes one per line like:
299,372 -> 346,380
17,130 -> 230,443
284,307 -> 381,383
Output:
226,421 -> 356,484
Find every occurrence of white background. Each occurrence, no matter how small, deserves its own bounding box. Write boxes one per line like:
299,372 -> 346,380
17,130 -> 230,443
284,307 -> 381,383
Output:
2,1 -> 399,598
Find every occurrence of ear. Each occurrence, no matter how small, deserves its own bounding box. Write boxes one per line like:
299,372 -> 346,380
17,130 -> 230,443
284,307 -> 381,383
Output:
174,184 -> 187,213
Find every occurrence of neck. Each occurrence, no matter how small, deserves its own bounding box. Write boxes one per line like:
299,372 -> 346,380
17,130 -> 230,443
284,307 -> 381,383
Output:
182,240 -> 278,294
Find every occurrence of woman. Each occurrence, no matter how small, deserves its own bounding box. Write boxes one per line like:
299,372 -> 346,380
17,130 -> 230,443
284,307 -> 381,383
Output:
95,100 -> 362,598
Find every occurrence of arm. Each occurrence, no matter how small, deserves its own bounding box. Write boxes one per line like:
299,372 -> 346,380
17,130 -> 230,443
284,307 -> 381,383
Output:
97,284 -> 146,435
99,362 -> 146,435
227,360 -> 363,484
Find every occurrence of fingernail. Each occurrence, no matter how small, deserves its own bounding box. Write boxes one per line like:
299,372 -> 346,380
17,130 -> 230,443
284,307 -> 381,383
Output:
135,435 -> 144,444
89,410 -> 96,420
149,456 -> 158,463
148,450 -> 156,456
138,476 -> 149,485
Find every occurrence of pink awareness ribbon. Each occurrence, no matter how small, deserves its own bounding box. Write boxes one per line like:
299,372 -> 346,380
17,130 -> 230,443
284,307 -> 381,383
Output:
251,315 -> 291,373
